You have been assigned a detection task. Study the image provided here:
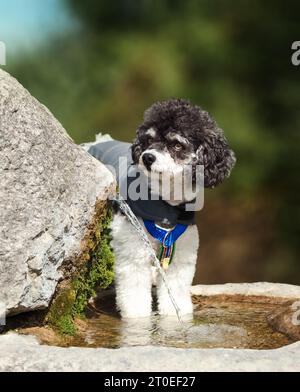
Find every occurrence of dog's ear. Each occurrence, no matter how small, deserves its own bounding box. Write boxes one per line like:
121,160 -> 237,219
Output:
196,127 -> 236,189
131,129 -> 143,164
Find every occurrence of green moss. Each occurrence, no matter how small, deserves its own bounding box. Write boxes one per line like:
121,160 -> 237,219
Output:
47,207 -> 115,335
54,314 -> 77,336
47,288 -> 77,336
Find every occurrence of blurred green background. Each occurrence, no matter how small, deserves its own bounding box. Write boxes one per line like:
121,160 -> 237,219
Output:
1,0 -> 299,284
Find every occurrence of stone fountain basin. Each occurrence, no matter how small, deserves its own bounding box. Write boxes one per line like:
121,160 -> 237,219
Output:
0,282 -> 299,372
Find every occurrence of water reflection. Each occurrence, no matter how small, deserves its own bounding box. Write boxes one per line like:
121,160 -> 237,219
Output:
71,290 -> 294,350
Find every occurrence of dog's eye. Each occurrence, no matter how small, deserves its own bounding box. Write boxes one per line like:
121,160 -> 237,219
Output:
147,136 -> 154,144
174,143 -> 182,151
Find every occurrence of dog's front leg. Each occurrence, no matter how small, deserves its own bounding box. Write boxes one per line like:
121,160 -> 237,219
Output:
157,225 -> 199,317
111,213 -> 153,318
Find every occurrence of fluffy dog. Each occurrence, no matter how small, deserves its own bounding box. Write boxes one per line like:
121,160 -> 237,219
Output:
88,99 -> 236,318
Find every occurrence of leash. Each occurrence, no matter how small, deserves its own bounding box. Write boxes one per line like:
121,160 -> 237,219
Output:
143,219 -> 188,270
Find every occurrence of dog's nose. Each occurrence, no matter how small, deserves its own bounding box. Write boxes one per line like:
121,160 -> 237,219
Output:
142,153 -> 156,170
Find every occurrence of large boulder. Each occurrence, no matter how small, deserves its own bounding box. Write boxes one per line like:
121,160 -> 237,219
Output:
0,69 -> 115,316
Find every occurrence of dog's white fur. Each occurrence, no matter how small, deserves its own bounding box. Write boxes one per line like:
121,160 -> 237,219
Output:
138,149 -> 200,206
111,213 -> 199,318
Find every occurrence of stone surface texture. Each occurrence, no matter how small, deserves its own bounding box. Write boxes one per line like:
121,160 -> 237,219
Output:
0,69 -> 115,316
191,282 -> 300,299
0,333 -> 299,372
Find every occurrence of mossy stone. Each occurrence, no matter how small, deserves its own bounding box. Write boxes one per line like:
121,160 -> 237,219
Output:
48,207 -> 115,335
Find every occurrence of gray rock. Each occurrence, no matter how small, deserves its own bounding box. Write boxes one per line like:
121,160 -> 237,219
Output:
0,69 -> 115,316
191,282 -> 300,299
268,303 -> 300,340
0,333 -> 299,372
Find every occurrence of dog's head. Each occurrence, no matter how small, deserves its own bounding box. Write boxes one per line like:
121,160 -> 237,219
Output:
132,99 -> 236,201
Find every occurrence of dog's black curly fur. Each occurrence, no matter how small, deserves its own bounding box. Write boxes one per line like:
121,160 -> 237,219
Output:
132,99 -> 236,188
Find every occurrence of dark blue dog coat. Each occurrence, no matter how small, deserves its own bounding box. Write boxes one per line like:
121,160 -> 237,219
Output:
88,140 -> 197,269
88,141 -> 195,226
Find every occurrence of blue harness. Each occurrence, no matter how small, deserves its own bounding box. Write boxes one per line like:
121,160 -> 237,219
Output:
143,219 -> 188,270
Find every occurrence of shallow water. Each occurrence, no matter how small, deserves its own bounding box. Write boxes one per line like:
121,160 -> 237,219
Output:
17,290 -> 296,350
63,291 -> 294,350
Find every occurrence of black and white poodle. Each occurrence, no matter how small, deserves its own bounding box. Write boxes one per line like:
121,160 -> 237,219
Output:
86,99 -> 236,318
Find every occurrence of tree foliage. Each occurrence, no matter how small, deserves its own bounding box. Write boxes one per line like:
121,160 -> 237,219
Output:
8,0 -> 300,283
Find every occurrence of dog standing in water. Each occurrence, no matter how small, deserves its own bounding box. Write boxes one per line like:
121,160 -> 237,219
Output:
87,99 -> 236,318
